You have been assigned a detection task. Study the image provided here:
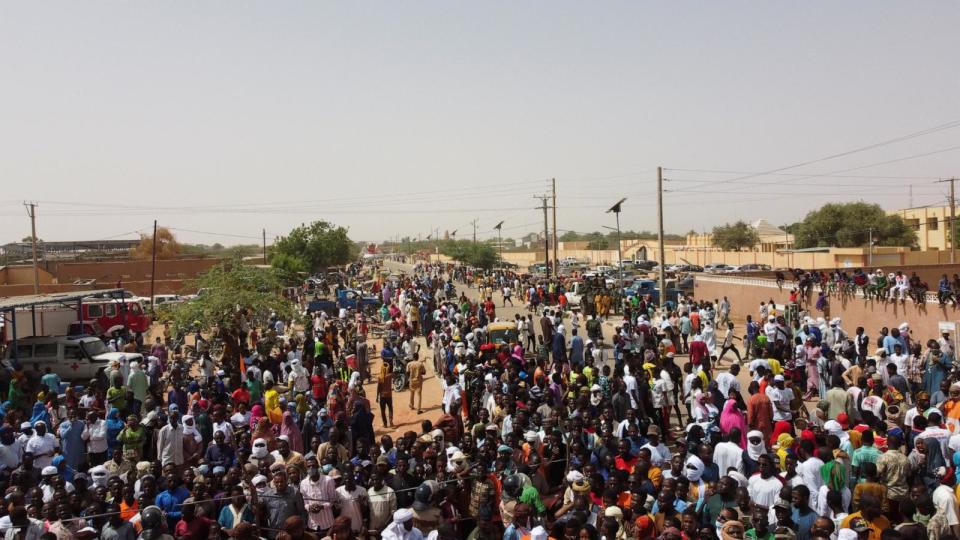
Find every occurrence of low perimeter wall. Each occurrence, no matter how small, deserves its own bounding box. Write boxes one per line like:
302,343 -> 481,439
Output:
694,275 -> 960,340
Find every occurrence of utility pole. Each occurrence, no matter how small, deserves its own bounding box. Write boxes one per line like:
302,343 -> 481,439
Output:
656,167 -> 667,309
536,196 -> 550,272
24,202 -> 39,294
551,178 -> 558,277
494,221 -> 505,270
471,218 -> 478,243
867,227 -> 875,267
150,220 -> 158,305
937,178 -> 957,264
605,199 -> 626,312
262,229 -> 267,264
951,179 -> 957,264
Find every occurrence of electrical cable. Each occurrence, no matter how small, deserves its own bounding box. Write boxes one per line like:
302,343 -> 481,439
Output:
664,118 -> 960,187
667,144 -> 960,195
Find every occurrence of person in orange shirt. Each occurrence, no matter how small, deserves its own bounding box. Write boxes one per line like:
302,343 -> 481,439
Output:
840,495 -> 891,540
632,493 -> 658,539
614,440 -> 638,473
118,482 -> 139,520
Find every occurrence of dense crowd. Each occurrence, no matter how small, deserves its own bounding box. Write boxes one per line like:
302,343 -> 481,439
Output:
0,262 -> 958,540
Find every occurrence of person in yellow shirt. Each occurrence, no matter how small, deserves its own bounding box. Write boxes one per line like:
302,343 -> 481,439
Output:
767,357 -> 783,376
840,495 -> 890,540
264,381 -> 282,425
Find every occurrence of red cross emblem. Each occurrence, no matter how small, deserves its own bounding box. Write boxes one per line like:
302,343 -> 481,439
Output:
70,363 -> 79,370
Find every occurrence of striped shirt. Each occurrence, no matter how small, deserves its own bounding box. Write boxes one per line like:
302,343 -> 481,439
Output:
300,475 -> 336,531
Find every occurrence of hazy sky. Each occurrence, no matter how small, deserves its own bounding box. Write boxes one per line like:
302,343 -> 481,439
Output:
1,2 -> 958,246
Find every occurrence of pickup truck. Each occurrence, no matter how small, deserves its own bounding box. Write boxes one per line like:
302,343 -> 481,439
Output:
625,279 -> 683,304
564,280 -> 615,307
307,288 -> 381,315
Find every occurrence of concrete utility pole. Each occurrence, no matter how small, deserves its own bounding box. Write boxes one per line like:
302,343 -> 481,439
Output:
951,179 -> 957,264
867,227 -> 875,267
471,218 -> 478,243
656,167 -> 667,308
551,178 -> 558,277
537,196 -> 550,272
24,202 -> 39,294
150,220 -> 158,305
937,178 -> 957,264
262,229 -> 267,264
493,221 -> 505,270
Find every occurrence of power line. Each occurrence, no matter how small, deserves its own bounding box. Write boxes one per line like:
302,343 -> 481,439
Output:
664,177 -> 946,188
162,227 -> 263,240
664,168 -> 947,180
667,144 -> 960,195
665,118 -> 960,188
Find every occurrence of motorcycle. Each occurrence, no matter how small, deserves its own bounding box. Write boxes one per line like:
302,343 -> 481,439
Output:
392,356 -> 409,392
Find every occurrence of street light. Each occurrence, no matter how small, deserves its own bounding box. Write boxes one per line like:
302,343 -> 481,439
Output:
493,221 -> 505,271
606,198 -> 626,313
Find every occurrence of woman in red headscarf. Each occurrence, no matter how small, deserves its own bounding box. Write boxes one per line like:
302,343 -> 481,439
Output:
769,420 -> 793,448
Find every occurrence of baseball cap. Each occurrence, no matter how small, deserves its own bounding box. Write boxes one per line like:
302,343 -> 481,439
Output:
849,518 -> 869,533
774,374 -> 785,382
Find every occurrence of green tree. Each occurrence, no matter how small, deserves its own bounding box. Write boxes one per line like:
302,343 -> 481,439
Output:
711,221 -> 759,251
271,221 -> 356,273
442,240 -> 499,269
794,202 -> 916,248
163,260 -> 294,364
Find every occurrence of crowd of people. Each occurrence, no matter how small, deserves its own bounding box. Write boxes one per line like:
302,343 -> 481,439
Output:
0,261 -> 959,540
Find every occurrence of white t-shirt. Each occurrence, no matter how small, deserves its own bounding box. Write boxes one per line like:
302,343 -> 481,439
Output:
715,372 -> 740,399
797,457 -> 825,505
766,386 -> 794,421
25,434 -> 58,469
623,374 -> 638,408
0,441 -> 21,471
641,442 -> 672,467
749,359 -> 772,379
713,441 -> 743,476
748,474 -> 784,509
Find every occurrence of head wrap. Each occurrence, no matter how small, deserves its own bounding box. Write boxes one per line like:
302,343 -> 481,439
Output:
720,521 -> 745,540
820,460 -> 847,491
746,430 -> 766,461
684,455 -> 705,482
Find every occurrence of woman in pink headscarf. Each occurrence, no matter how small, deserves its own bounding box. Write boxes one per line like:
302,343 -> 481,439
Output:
719,398 -> 747,447
249,404 -> 266,431
280,410 -> 304,454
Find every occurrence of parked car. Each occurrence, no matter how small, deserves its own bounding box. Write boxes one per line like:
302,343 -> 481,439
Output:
738,264 -> 772,272
724,265 -> 742,273
2,335 -> 143,381
632,260 -> 659,271
624,279 -> 683,304
666,264 -> 704,273
704,263 -> 734,273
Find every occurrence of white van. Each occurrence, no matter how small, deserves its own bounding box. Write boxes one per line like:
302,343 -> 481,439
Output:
2,336 -> 143,381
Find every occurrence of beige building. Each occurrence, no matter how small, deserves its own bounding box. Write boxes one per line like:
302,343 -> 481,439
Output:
889,206 -> 954,251
684,219 -> 794,253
